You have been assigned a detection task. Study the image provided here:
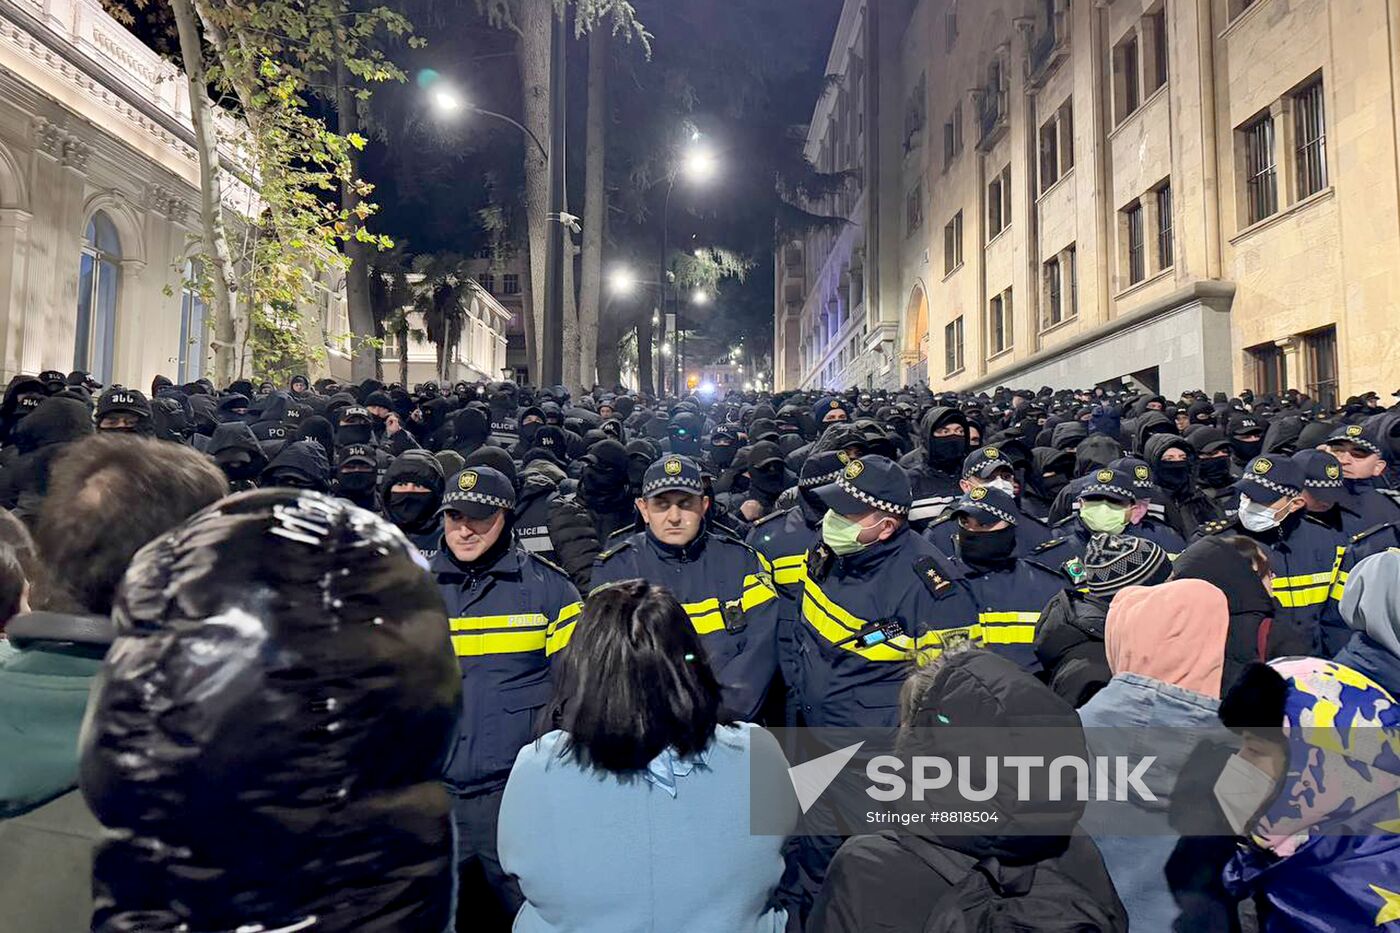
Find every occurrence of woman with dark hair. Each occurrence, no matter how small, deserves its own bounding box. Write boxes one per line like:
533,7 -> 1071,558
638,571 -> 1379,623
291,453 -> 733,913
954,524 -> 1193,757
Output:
499,581 -> 795,933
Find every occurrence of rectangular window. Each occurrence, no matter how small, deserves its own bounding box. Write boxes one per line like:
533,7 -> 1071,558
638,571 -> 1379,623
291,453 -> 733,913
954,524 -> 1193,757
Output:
946,3 -> 958,51
479,273 -> 496,293
1294,79 -> 1328,198
1126,202 -> 1145,284
989,288 -> 1013,355
503,273 -> 520,295
988,165 -> 1011,237
1247,342 -> 1285,396
1114,33 -> 1140,123
906,182 -> 924,235
1148,9 -> 1168,93
1044,256 -> 1062,329
944,211 -> 964,273
1039,117 -> 1060,193
1060,100 -> 1074,172
1244,114 -> 1278,223
1156,182 -> 1174,269
945,316 -> 965,374
381,329 -> 401,360
1304,325 -> 1338,409
1065,244 -> 1077,319
943,103 -> 963,168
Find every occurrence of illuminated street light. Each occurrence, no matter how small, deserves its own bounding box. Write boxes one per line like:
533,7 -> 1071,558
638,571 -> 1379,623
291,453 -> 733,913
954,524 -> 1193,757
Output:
682,146 -> 718,183
691,288 -> 710,306
661,342 -> 673,357
431,86 -> 463,115
609,266 -> 636,295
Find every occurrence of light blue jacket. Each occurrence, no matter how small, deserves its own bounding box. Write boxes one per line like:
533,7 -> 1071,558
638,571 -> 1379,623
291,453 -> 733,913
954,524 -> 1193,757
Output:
498,722 -> 793,933
1079,673 -> 1241,933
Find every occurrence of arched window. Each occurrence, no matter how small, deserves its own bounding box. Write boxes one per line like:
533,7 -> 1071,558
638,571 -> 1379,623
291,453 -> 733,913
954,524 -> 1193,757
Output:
178,259 -> 208,383
76,212 -> 121,382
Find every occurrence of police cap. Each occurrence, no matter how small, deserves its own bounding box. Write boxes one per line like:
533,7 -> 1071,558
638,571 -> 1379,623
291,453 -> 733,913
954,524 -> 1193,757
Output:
814,455 -> 911,516
642,455 -> 705,498
440,466 -> 516,519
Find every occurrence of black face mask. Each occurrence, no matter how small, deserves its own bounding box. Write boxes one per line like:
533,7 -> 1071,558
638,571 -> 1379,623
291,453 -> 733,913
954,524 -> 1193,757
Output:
268,472 -> 318,490
1198,457 -> 1233,487
750,465 -> 787,498
626,459 -> 649,495
928,435 -> 968,470
338,423 -> 373,445
957,525 -> 1018,568
216,452 -> 261,482
1230,437 -> 1263,462
711,444 -> 736,469
386,490 -> 438,530
336,471 -> 376,494
581,466 -> 632,511
1041,475 -> 1070,499
1155,460 -> 1193,493
520,422 -> 542,445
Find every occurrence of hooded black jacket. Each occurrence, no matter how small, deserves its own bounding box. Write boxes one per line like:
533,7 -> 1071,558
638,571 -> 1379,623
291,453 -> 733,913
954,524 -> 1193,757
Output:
906,406 -> 968,527
1143,433 -> 1225,540
0,397 -> 95,515
1033,589 -> 1114,708
207,421 -> 268,491
810,651 -> 1126,933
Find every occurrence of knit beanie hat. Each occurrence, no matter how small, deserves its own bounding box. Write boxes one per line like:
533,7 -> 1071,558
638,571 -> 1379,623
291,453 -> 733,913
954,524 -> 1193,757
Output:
1083,533 -> 1170,596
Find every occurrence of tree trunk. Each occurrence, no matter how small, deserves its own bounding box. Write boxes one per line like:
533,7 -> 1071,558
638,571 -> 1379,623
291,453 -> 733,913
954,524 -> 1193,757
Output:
336,58 -> 376,383
596,303 -> 621,388
520,0 -> 551,381
577,26 -> 606,394
171,0 -> 238,386
397,318 -> 409,387
519,248 -> 536,382
561,236 -> 579,390
637,312 -> 654,396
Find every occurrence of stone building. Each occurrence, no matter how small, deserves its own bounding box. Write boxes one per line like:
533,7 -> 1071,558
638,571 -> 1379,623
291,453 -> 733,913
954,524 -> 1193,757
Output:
377,271 -> 511,387
786,0 -> 1400,402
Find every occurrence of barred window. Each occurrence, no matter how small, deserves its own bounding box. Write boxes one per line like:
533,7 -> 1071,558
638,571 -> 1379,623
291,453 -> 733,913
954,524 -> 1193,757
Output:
1244,114 -> 1278,223
1126,202 -> 1145,284
1294,79 -> 1328,198
1156,183 -> 1174,269
945,316 -> 964,375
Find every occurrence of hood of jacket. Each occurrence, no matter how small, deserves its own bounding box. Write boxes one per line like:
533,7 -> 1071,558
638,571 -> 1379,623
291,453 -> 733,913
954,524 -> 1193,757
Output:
1142,432 -> 1194,469
1106,580 -> 1229,699
1073,433 -> 1124,477
1050,420 -> 1087,450
13,397 -> 94,454
1261,415 -> 1306,455
206,420 -> 264,459
251,391 -> 292,426
261,439 -> 329,486
1171,535 -> 1275,619
1340,550 -> 1400,657
902,650 -> 1088,861
1132,410 -> 1176,455
379,449 -> 445,500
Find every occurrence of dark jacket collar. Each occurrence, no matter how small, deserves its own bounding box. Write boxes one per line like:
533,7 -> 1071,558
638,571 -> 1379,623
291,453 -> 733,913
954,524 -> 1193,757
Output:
428,537 -> 523,579
833,526 -> 908,577
5,611 -> 114,657
643,527 -> 709,562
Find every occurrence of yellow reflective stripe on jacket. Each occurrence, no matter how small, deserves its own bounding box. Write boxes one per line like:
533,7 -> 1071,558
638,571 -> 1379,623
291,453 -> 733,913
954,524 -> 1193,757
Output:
977,611 -> 1039,645
450,613 -> 549,631
800,592 -> 911,662
452,629 -> 547,657
1272,573 -> 1334,608
741,575 -> 778,612
770,553 -> 808,586
543,601 -> 584,657
680,597 -> 724,635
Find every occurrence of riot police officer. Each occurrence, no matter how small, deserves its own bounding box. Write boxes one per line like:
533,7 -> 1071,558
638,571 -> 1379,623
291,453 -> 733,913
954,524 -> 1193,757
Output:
923,446 -> 1053,557
379,449 -> 445,562
588,454 -> 779,721
430,466 -> 581,922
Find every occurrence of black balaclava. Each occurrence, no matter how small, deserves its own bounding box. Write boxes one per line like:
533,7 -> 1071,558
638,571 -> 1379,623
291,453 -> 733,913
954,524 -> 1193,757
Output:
957,525 -> 1018,569
1198,456 -> 1233,488
748,461 -> 788,501
926,413 -> 970,471
580,440 -> 633,513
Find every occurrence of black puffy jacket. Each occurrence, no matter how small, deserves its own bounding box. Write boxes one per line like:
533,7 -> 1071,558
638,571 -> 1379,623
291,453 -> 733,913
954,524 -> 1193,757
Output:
80,490 -> 461,933
1033,589 -> 1114,707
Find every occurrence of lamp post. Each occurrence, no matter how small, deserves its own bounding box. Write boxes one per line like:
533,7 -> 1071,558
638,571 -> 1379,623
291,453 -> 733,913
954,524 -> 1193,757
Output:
658,136 -> 719,397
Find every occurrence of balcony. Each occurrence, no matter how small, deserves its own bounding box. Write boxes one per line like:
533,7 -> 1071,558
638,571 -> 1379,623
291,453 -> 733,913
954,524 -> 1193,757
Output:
975,85 -> 1009,151
1026,11 -> 1070,88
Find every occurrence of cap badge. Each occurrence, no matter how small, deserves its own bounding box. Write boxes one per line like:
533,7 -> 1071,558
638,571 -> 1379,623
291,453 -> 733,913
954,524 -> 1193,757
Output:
459,471 -> 479,491
1096,469 -> 1114,483
1326,464 -> 1341,479
983,447 -> 1000,460
836,451 -> 850,464
664,458 -> 683,476
1134,465 -> 1150,481
1347,425 -> 1363,438
1253,458 -> 1273,475
969,486 -> 988,501
844,460 -> 865,480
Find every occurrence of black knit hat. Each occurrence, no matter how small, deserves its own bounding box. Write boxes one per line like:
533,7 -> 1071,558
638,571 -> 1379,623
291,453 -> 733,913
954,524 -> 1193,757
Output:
1082,533 -> 1170,595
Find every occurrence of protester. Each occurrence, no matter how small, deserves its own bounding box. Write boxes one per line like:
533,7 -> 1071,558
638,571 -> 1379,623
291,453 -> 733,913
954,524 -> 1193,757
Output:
1078,579 -> 1242,931
0,435 -> 226,933
80,489 -> 461,932
1334,550 -> 1400,695
499,580 -> 795,933
810,648 -> 1127,932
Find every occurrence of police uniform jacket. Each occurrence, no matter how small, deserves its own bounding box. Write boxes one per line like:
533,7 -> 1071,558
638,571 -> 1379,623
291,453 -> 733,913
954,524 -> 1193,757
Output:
430,543 -> 581,794
794,528 -> 980,729
747,496 -> 823,702
589,528 -> 779,722
514,473 -> 559,563
1055,514 -> 1186,559
922,506 -> 1053,559
406,524 -> 441,563
944,542 -> 1078,672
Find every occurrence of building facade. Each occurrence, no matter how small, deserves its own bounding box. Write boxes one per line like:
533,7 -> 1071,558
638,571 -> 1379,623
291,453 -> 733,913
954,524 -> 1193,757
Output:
788,0 -> 1400,402
376,272 -> 511,386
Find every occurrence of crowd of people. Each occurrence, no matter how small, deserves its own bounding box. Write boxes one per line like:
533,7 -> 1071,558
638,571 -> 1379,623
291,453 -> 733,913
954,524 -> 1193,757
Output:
2,365 -> 1400,932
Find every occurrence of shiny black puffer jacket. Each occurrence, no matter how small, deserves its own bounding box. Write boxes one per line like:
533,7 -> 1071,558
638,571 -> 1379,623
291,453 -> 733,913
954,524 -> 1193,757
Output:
80,490 -> 461,933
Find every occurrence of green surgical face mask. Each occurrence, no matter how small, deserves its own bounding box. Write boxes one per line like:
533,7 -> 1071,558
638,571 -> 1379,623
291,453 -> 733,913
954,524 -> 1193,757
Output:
822,509 -> 872,556
1080,501 -> 1130,535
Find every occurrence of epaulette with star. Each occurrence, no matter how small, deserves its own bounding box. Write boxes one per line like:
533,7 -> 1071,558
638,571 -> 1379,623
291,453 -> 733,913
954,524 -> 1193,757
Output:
1351,522 -> 1397,545
1200,518 -> 1235,535
597,538 -> 635,562
524,551 -> 570,578
913,556 -> 956,599
607,522 -> 639,540
751,507 -> 791,528
1031,537 -> 1067,554
1052,515 -> 1078,529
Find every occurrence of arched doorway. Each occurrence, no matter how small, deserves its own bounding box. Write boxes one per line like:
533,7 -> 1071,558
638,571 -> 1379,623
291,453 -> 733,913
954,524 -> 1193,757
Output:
76,211 -> 121,382
903,284 -> 929,385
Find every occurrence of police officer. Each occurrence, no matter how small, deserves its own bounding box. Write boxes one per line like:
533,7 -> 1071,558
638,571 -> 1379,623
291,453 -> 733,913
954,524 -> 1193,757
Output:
1195,454 -> 1343,653
747,451 -> 846,725
795,455 -> 980,729
379,448 -> 445,561
1055,466 -> 1181,557
587,454 -> 778,721
94,387 -> 153,435
923,446 -> 1053,557
430,466 -> 581,921
331,443 -> 379,509
907,406 -> 969,529
940,486 -> 1076,671
1319,423 -> 1400,525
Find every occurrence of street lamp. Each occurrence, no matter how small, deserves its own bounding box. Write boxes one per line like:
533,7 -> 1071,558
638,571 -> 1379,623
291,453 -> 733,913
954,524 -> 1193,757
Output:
426,82 -> 547,161
609,266 -> 636,296
659,133 -> 720,396
691,288 -> 710,306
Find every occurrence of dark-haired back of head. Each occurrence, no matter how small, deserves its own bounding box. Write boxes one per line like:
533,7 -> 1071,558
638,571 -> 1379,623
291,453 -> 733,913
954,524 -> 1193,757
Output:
36,435 -> 228,615
553,581 -> 725,773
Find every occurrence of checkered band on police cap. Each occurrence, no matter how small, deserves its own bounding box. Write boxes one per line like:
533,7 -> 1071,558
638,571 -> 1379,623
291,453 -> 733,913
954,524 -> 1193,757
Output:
1326,423 -> 1381,456
951,485 -> 1018,526
1237,456 -> 1303,500
961,446 -> 1013,479
799,451 -> 848,489
1079,468 -> 1137,503
440,466 -> 515,515
829,458 -> 910,515
641,455 -> 705,498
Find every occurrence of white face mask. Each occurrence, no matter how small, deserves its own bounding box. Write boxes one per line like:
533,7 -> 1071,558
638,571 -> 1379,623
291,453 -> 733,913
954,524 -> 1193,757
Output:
986,477 -> 1016,498
1213,753 -> 1278,834
1238,493 -> 1286,533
